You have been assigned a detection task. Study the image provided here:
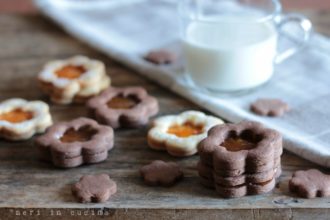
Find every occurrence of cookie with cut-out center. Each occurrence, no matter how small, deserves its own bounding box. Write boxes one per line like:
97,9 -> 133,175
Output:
0,98 -> 52,141
87,86 -> 159,129
250,98 -> 290,117
35,117 -> 114,168
148,111 -> 224,157
197,160 -> 282,187
140,160 -> 183,186
198,121 -> 282,174
197,121 -> 282,198
289,169 -> 330,198
72,174 -> 117,203
215,177 -> 276,198
38,55 -> 110,104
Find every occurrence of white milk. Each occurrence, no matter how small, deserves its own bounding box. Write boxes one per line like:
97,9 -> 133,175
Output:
183,17 -> 278,91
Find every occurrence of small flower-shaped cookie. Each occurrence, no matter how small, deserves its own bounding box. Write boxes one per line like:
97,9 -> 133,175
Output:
35,117 -> 114,168
147,111 -> 224,157
251,98 -> 290,117
0,98 -> 52,141
87,86 -> 159,129
144,49 -> 177,64
140,160 -> 183,186
289,169 -> 330,198
38,55 -> 111,104
72,174 -> 117,203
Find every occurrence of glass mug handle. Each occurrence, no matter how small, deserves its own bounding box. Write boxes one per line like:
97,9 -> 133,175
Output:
274,13 -> 313,64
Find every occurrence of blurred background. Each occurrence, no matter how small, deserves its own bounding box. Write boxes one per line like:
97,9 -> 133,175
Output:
1,0 -> 330,37
1,0 -> 330,13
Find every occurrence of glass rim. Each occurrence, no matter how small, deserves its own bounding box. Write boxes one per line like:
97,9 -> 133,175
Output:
178,0 -> 282,23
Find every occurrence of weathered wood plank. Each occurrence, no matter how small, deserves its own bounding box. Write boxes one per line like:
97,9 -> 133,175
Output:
0,14 -> 329,220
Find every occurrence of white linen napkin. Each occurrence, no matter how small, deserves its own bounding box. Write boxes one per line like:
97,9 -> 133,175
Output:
34,0 -> 330,167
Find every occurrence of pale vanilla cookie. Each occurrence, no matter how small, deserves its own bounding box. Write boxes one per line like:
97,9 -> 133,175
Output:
0,98 -> 52,141
147,111 -> 224,157
38,55 -> 111,104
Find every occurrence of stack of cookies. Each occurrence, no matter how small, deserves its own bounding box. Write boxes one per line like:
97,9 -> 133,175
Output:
197,121 -> 282,198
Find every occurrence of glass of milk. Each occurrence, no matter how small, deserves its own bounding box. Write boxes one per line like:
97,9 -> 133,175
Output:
178,0 -> 312,93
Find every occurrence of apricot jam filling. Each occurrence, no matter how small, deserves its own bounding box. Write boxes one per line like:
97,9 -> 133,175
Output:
167,122 -> 204,138
221,130 -> 262,152
0,109 -> 34,123
60,126 -> 97,143
221,138 -> 256,152
55,65 -> 86,79
107,95 -> 139,109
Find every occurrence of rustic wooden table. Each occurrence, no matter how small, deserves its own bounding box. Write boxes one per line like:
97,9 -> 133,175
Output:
0,6 -> 330,220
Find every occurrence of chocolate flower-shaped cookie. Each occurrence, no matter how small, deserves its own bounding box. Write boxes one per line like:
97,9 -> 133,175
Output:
289,169 -> 330,198
144,49 -> 177,64
198,121 -> 282,174
72,174 -> 117,203
87,86 -> 159,128
197,161 -> 282,187
0,98 -> 52,141
140,160 -> 183,186
198,121 -> 283,197
251,98 -> 290,117
35,117 -> 114,168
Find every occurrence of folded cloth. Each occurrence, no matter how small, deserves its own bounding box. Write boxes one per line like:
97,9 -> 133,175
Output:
34,0 -> 330,167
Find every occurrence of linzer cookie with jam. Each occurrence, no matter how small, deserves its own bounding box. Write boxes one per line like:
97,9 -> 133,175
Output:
197,161 -> 282,188
197,121 -> 282,198
35,117 -> 114,168
0,98 -> 52,141
87,86 -> 159,129
147,111 -> 224,157
38,55 -> 111,104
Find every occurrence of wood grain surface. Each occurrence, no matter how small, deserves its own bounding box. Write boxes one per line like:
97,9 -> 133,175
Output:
0,10 -> 330,220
